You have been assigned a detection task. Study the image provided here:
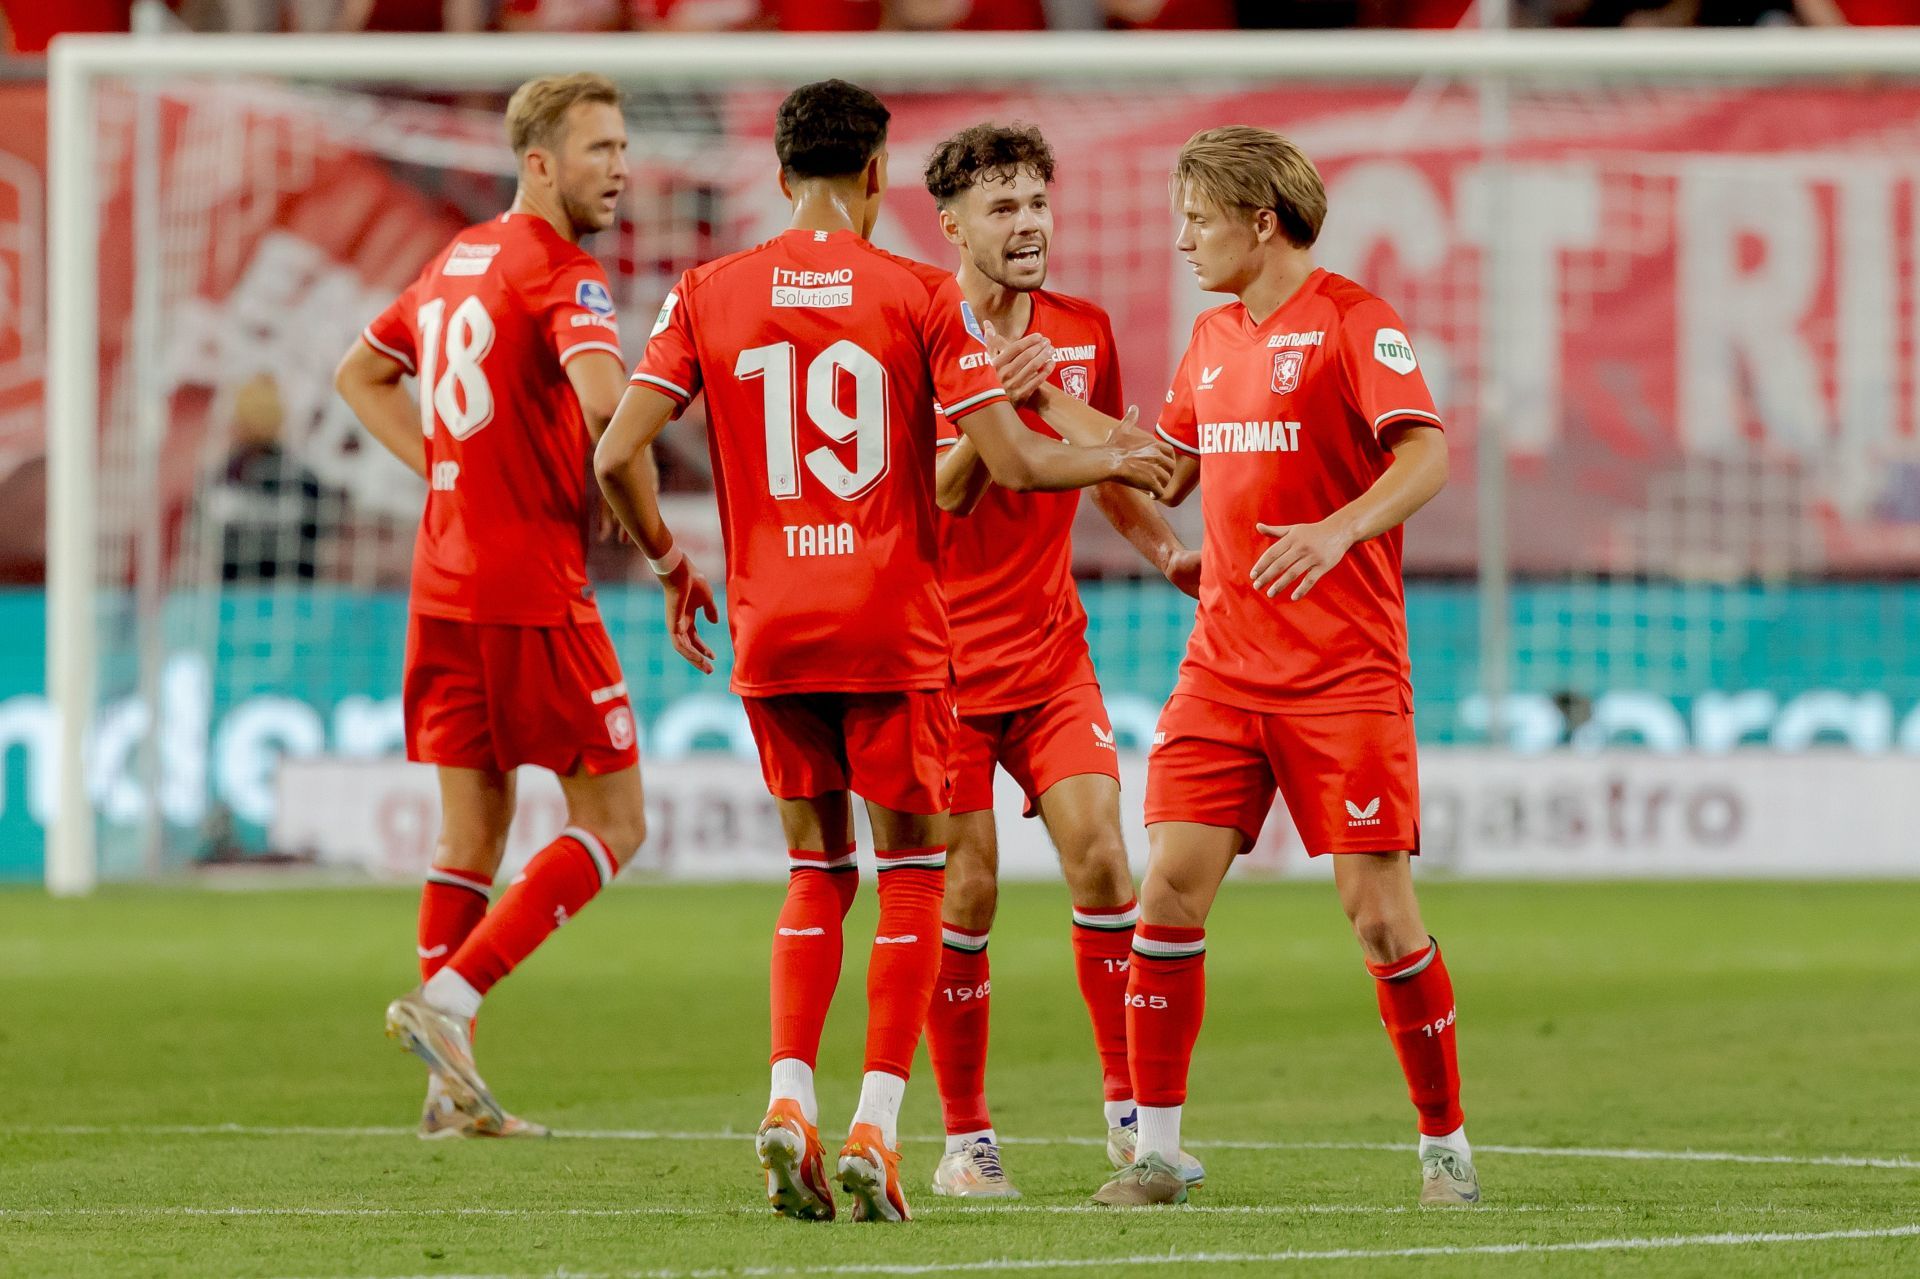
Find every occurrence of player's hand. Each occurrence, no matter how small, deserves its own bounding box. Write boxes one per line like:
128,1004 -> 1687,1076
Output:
660,557 -> 719,673
982,321 -> 1053,406
1162,545 -> 1202,599
1104,405 -> 1162,456
1105,410 -> 1175,494
1250,518 -> 1354,601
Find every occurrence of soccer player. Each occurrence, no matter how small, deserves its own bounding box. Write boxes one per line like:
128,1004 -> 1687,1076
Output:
917,123 -> 1206,1200
334,74 -> 651,1138
595,81 -> 1173,1223
1067,127 -> 1474,1207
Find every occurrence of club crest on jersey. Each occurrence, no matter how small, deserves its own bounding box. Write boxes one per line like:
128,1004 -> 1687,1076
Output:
576,279 -> 616,317
1271,350 -> 1304,394
1060,364 -> 1090,401
960,300 -> 985,344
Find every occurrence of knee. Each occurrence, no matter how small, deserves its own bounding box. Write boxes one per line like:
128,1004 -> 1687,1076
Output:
1139,866 -> 1208,929
942,861 -> 997,931
594,812 -> 648,867
1346,900 -> 1423,963
435,825 -> 511,876
1060,830 -> 1133,905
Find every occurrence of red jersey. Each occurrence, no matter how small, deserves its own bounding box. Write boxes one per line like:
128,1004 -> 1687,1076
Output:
1156,269 -> 1442,714
936,290 -> 1120,713
363,213 -> 624,625
632,228 -> 1008,697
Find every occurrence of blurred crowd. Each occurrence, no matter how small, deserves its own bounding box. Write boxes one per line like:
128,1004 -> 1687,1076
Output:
5,0 -> 1916,50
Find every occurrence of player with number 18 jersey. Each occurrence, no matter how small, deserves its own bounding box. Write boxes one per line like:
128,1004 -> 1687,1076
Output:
364,211 -> 638,774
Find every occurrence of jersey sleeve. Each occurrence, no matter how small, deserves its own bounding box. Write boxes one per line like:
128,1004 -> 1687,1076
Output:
629,273 -> 702,413
361,282 -> 418,376
1336,298 -> 1443,438
543,258 -> 625,367
925,276 -> 1008,425
1092,309 -> 1125,421
934,410 -> 962,450
1155,334 -> 1201,458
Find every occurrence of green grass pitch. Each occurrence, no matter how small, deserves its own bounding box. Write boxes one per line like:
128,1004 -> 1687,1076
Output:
2,880 -> 1917,1277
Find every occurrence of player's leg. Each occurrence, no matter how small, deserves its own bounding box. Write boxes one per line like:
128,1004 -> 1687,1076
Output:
925,712 -> 1014,1197
413,765 -> 513,1138
1333,852 -> 1474,1204
1271,708 -> 1474,1205
833,689 -> 954,1223
429,764 -> 646,1009
420,766 -> 514,983
837,798 -> 946,1223
1094,694 -> 1271,1206
745,694 -> 860,1221
390,618 -> 645,1131
1009,689 -> 1141,1144
417,619 -> 646,1021
759,791 -> 860,1222
927,807 -> 1015,1198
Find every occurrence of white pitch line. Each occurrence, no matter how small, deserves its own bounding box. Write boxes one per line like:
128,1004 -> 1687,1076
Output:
272,1224 -> 1920,1279
0,1203 -> 1626,1221
13,1124 -> 1919,1171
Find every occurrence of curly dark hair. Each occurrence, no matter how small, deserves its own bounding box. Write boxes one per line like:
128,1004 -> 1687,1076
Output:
922,122 -> 1056,207
774,80 -> 891,181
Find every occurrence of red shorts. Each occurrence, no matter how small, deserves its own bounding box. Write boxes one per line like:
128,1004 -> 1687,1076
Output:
1143,693 -> 1419,855
404,614 -> 638,776
950,681 -> 1122,816
742,688 -> 955,815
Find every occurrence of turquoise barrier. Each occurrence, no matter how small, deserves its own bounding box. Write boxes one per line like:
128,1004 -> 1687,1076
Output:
5,580 -> 1919,880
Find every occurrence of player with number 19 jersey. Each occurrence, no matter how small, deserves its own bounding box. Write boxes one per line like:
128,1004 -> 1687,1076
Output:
635,228 -> 1006,698
632,228 -> 1007,811
362,211 -> 638,774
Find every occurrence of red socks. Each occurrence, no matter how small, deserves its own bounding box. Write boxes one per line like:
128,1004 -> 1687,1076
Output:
926,924 -> 991,1135
1126,923 -> 1207,1107
445,827 -> 615,997
418,866 -> 491,981
1369,937 -> 1464,1136
863,849 -> 947,1079
1071,901 -> 1139,1104
769,848 -> 860,1068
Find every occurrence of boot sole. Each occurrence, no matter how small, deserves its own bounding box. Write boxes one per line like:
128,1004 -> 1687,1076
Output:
758,1124 -> 834,1222
838,1154 -> 908,1222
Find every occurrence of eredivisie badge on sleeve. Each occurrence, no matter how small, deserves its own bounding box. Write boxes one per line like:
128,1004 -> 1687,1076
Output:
1060,364 -> 1090,401
1271,349 -> 1304,394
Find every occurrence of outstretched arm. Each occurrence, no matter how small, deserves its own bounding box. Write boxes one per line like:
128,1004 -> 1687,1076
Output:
595,385 -> 720,673
1028,383 -> 1201,507
959,398 -> 1172,495
1027,385 -> 1201,595
334,339 -> 427,480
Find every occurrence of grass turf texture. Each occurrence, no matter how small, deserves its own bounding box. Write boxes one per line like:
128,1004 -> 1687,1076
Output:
2,881 -> 1917,1278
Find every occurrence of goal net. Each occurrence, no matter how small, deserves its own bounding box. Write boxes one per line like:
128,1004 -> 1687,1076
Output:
42,32 -> 1920,889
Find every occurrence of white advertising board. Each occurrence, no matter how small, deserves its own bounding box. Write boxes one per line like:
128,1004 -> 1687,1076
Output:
273,751 -> 1920,883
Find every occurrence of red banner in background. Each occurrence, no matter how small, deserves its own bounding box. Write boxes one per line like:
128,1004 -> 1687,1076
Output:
4,80 -> 1920,579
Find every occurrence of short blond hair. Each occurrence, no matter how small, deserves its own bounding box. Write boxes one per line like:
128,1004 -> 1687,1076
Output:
505,73 -> 622,157
1173,126 -> 1326,248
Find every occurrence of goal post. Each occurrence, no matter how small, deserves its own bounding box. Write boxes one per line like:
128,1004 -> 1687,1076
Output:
45,29 -> 1920,893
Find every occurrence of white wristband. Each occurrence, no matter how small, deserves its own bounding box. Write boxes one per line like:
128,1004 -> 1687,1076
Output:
647,544 -> 685,577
